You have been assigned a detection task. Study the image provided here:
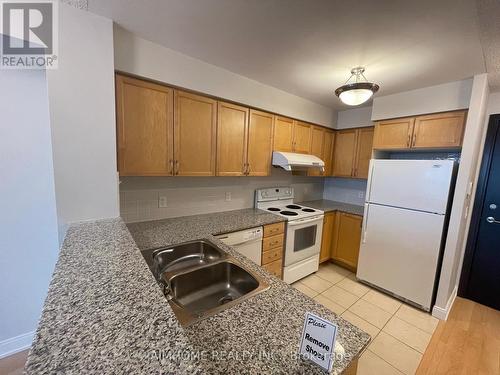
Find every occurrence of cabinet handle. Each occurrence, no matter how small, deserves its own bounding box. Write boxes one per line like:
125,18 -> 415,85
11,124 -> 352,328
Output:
407,133 -> 411,147
411,133 -> 417,147
169,159 -> 174,175
175,160 -> 179,175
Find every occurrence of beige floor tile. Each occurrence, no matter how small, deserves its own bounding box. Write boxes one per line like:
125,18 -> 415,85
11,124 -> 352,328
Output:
395,304 -> 439,334
322,262 -> 352,276
345,271 -> 357,280
362,289 -> 402,314
337,277 -> 371,297
292,282 -> 318,298
300,274 -> 332,293
321,285 -> 359,309
315,266 -> 345,284
383,316 -> 432,353
341,310 -> 380,339
369,332 -> 422,374
357,349 -> 404,375
313,294 -> 346,315
349,299 -> 392,329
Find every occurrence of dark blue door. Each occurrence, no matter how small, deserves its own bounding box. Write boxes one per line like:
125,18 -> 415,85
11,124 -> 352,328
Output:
465,116 -> 500,310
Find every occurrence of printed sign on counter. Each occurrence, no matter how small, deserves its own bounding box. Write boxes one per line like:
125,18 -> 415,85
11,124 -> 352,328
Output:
299,312 -> 338,372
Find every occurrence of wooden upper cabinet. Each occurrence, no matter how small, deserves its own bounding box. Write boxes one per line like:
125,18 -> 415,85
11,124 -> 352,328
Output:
116,74 -> 173,176
273,116 -> 294,152
308,126 -> 325,176
333,129 -> 358,177
331,212 -> 362,271
247,110 -> 274,176
216,101 -> 249,176
293,121 -> 312,153
354,127 -> 374,179
412,110 -> 466,148
174,90 -> 216,176
373,117 -> 415,150
323,130 -> 335,176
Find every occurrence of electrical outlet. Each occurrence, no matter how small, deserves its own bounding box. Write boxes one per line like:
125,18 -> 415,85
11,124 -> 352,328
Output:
158,196 -> 168,208
358,191 -> 364,199
225,192 -> 231,201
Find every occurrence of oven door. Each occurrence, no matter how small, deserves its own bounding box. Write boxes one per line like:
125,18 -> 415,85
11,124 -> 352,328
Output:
284,215 -> 324,266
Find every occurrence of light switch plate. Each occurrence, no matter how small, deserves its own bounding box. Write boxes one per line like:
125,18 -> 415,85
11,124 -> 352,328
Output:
225,192 -> 231,201
158,196 -> 168,208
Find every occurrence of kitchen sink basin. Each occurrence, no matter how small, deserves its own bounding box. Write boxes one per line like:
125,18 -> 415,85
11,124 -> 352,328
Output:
141,240 -> 269,326
153,239 -> 226,274
141,239 -> 226,277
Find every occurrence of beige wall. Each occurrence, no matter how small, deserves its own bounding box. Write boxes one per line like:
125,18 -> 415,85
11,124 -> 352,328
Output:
336,106 -> 373,129
113,26 -> 336,128
433,74 -> 489,319
371,79 -> 473,121
48,4 -> 119,242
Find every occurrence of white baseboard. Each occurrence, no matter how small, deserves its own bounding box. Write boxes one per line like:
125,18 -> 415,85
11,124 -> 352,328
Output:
0,331 -> 34,359
432,286 -> 458,320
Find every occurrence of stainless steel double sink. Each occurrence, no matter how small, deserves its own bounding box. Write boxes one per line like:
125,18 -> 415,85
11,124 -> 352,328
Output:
141,239 -> 269,326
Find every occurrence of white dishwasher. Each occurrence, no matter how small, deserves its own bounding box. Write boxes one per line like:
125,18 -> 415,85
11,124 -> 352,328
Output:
215,227 -> 263,265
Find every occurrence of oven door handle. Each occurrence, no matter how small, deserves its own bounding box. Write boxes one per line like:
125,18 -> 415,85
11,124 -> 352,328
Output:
287,216 -> 323,227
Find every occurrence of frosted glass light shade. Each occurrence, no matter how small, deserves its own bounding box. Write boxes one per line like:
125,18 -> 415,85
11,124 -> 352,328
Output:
338,88 -> 374,106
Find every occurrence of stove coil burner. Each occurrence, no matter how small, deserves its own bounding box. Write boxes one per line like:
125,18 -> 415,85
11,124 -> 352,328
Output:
267,207 -> 281,212
285,204 -> 302,209
281,211 -> 299,216
302,208 -> 316,212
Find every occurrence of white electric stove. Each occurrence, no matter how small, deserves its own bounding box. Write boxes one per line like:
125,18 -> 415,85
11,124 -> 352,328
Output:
255,187 -> 324,284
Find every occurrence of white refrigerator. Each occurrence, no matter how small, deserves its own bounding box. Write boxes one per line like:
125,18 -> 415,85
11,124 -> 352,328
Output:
356,159 -> 456,311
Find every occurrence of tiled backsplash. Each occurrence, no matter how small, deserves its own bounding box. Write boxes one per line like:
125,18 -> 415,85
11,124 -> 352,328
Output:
323,178 -> 367,206
120,168 -> 324,223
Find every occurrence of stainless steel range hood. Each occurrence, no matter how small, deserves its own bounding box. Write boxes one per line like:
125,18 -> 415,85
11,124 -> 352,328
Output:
272,151 -> 325,171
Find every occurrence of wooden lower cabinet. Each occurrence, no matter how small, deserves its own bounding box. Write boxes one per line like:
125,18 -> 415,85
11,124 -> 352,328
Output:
331,212 -> 363,272
261,222 -> 285,279
320,212 -> 336,263
262,259 -> 283,279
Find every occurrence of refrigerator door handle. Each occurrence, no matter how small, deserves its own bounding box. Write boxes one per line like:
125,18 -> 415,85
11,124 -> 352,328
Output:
361,204 -> 370,244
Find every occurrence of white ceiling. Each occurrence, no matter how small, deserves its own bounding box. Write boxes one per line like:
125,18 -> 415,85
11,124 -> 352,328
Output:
88,0 -> 486,109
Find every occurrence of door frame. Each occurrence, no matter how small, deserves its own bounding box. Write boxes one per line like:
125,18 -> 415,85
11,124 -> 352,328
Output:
458,114 -> 500,297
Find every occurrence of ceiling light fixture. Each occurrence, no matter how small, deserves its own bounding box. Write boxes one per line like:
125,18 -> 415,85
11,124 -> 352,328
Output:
335,67 -> 379,106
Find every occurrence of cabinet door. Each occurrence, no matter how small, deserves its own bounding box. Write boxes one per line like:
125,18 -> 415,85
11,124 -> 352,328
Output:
247,110 -> 274,176
332,212 -> 362,271
333,129 -> 357,177
273,116 -> 294,152
216,102 -> 249,176
293,121 -> 312,153
412,110 -> 466,148
323,130 -> 335,176
320,212 -> 336,263
116,74 -> 173,176
174,90 -> 216,176
354,127 -> 374,179
308,126 -> 325,176
373,117 -> 415,150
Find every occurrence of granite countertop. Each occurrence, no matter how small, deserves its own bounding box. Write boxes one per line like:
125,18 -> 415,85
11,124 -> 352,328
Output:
25,208 -> 370,374
299,200 -> 365,216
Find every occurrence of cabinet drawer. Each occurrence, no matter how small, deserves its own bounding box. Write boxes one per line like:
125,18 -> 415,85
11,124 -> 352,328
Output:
262,247 -> 283,265
262,234 -> 284,251
263,222 -> 285,237
262,259 -> 282,278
